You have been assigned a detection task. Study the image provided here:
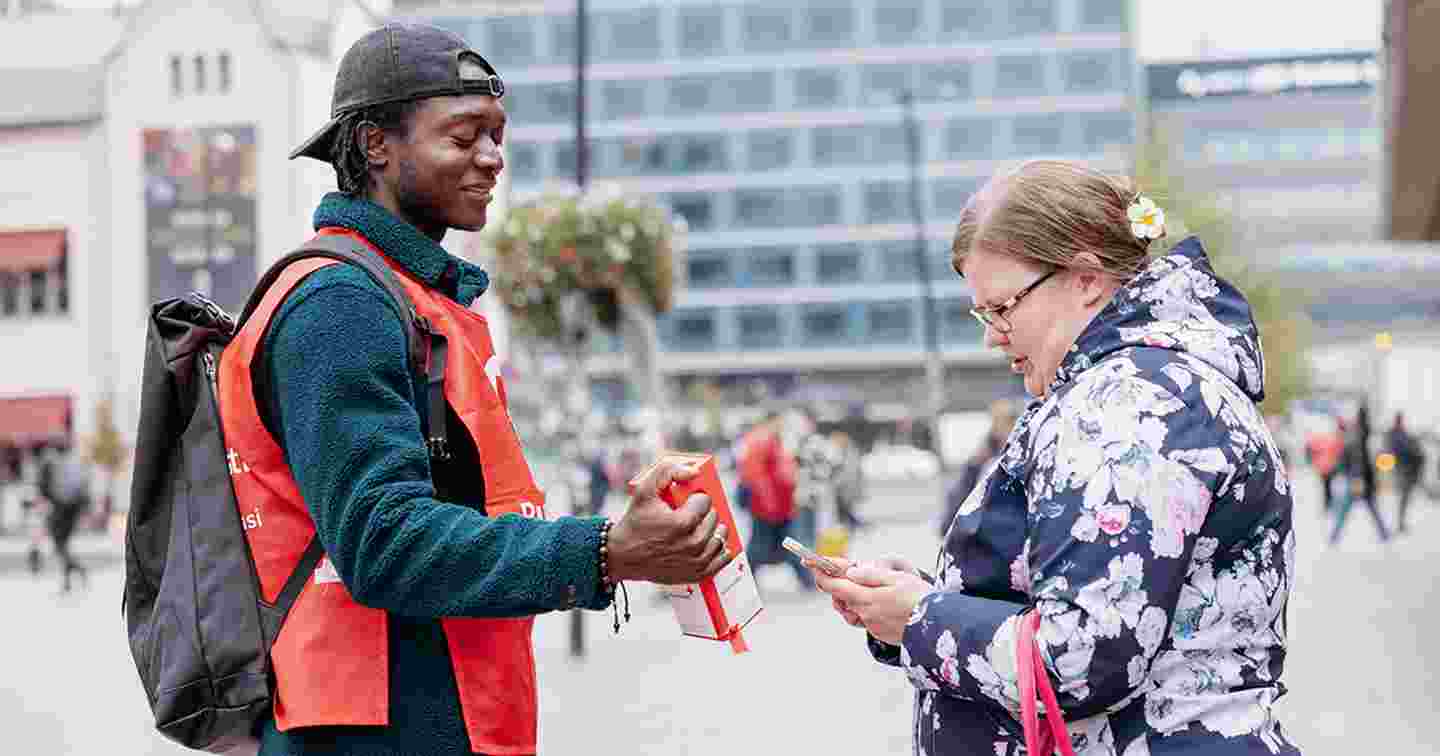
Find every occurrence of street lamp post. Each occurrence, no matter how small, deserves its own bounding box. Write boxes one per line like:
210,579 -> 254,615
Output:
897,89 -> 946,456
569,0 -> 591,660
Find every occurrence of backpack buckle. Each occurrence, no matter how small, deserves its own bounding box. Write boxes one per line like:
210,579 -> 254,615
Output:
428,436 -> 452,461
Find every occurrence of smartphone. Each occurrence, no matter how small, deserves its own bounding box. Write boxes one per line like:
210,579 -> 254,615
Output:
782,537 -> 848,578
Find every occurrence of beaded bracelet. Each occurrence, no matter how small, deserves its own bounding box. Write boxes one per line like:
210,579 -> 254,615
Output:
598,519 -> 630,633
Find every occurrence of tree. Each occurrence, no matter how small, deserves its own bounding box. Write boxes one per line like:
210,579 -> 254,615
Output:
1133,135 -> 1312,409
485,185 -> 686,441
86,390 -> 128,527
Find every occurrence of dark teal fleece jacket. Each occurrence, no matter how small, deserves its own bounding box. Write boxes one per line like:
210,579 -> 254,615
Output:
256,193 -> 610,756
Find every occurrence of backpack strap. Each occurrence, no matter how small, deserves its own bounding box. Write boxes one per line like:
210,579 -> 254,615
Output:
237,233 -> 452,463
275,536 -> 326,614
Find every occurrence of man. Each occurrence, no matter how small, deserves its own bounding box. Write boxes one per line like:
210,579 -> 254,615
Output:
226,25 -> 733,755
1306,417 -> 1345,512
1387,412 -> 1426,533
39,444 -> 90,593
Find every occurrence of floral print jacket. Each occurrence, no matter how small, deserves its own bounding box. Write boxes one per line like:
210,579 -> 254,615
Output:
873,238 -> 1301,756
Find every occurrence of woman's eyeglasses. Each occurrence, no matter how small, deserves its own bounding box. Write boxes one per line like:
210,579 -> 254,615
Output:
969,269 -> 1057,334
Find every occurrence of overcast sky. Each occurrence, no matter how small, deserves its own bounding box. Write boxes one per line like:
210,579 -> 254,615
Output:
51,0 -> 1383,61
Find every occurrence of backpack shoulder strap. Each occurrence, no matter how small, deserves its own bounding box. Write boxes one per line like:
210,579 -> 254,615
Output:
237,233 -> 426,376
239,232 -> 454,463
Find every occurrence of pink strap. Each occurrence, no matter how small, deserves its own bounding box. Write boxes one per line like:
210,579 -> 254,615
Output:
1017,611 -> 1076,756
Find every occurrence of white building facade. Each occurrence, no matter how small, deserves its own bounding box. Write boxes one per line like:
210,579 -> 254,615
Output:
0,0 -> 382,511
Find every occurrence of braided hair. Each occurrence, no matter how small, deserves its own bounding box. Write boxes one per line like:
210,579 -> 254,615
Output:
329,99 -> 424,197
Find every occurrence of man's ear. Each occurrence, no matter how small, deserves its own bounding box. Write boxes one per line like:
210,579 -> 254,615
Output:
359,121 -> 389,170
1070,251 -> 1113,308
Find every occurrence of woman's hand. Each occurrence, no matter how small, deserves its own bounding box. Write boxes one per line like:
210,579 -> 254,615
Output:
815,563 -> 933,645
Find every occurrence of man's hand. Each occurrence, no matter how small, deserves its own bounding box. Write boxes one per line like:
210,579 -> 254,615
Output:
606,459 -> 734,585
815,563 -> 933,644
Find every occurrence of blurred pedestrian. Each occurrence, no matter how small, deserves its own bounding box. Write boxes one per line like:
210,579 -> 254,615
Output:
1387,412 -> 1425,534
1355,402 -> 1378,511
1330,412 -> 1391,545
808,161 -> 1301,755
939,399 -> 1016,537
39,445 -> 91,593
1305,418 -> 1345,512
739,411 -> 810,590
830,431 -> 867,531
794,414 -> 838,553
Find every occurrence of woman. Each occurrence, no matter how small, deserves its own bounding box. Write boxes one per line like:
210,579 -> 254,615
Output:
815,161 -> 1300,755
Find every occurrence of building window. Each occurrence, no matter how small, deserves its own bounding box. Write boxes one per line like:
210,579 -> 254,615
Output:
746,130 -> 793,171
677,7 -> 726,57
932,178 -> 981,218
792,187 -> 842,226
507,143 -> 540,183
1063,51 -> 1120,93
864,182 -> 909,225
549,15 -> 577,60
218,51 -> 232,93
666,309 -> 716,351
668,193 -> 716,231
599,9 -> 659,61
537,82 -> 576,122
995,55 -> 1049,97
917,62 -> 972,101
867,301 -> 914,343
867,123 -> 912,163
802,3 -> 854,48
1012,114 -> 1065,155
667,75 -> 716,115
815,243 -> 863,284
488,15 -> 536,64
687,252 -> 733,288
945,118 -> 994,158
875,1 -> 924,45
601,80 -> 648,120
801,304 -> 851,344
728,72 -> 777,112
1009,0 -> 1056,36
678,134 -> 729,174
194,54 -> 207,93
0,273 -> 18,316
940,0 -> 996,38
737,306 -> 784,349
735,189 -> 786,228
874,240 -> 921,281
794,68 -> 845,109
28,270 -> 47,314
742,6 -> 792,52
746,247 -> 796,287
812,125 -> 864,166
554,141 -> 576,180
860,64 -> 910,106
1080,0 -> 1127,30
170,55 -> 183,96
54,260 -> 68,314
1080,112 -> 1133,153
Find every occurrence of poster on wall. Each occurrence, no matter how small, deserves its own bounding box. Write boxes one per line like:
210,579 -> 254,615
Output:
143,124 -> 257,313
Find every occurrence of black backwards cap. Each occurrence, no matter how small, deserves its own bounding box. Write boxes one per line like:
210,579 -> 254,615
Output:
290,23 -> 505,163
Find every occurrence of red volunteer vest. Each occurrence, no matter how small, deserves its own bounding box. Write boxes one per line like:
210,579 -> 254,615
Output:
218,228 -> 547,755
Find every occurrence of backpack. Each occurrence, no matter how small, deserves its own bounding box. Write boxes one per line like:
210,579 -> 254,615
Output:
121,233 -> 451,753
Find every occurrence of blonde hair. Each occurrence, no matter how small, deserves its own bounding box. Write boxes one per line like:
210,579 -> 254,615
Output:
951,160 -> 1153,281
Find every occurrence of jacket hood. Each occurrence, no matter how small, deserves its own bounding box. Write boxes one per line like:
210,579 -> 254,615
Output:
1051,236 -> 1267,402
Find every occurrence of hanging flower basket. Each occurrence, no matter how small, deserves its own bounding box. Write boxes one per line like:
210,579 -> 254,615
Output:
485,185 -> 685,343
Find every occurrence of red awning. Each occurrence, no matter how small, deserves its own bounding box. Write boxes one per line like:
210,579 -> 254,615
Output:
0,395 -> 71,446
0,229 -> 66,274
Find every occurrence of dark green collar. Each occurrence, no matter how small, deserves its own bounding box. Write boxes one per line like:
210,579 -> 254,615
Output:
313,192 -> 490,305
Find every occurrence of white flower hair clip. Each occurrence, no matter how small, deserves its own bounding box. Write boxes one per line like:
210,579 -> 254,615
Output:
1127,195 -> 1166,242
